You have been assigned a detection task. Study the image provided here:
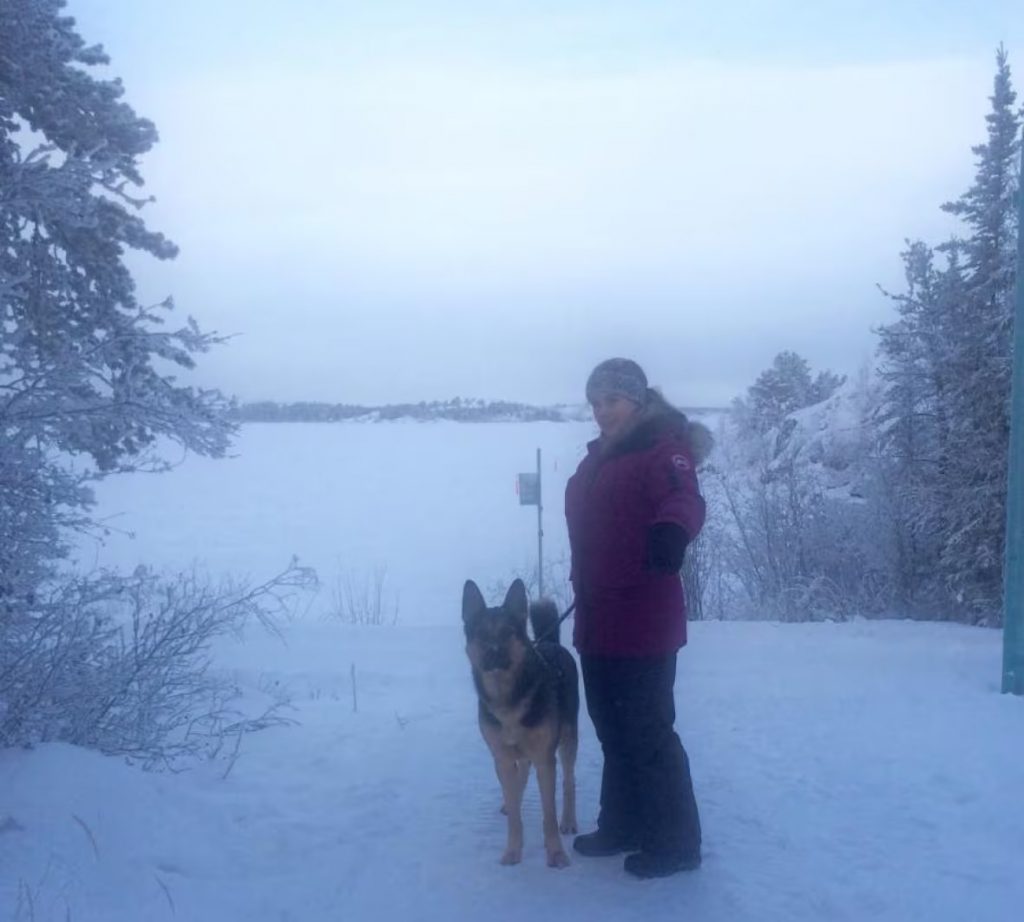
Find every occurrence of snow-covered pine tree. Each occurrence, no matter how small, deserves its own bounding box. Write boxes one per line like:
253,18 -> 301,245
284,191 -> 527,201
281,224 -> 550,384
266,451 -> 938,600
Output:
875,241 -> 965,611
937,46 -> 1021,619
1,0 -> 233,607
876,46 -> 1021,622
736,350 -> 845,435
0,1 -> 314,762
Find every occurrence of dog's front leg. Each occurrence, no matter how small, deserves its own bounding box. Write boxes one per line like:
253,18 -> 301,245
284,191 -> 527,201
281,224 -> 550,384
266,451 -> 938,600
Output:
498,759 -> 531,816
534,753 -> 570,868
514,758 -> 530,804
494,753 -> 525,865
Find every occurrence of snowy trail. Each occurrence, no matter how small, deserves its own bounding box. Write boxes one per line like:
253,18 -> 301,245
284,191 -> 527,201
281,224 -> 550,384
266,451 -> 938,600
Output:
2,619 -> 1022,921
222,624 -> 719,922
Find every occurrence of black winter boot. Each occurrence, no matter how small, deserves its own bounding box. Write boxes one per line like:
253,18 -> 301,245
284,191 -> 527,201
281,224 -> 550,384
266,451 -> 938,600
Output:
573,829 -> 639,857
623,849 -> 702,879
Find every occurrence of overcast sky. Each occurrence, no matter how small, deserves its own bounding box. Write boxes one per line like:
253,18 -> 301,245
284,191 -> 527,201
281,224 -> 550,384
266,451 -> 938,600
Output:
70,0 -> 1021,408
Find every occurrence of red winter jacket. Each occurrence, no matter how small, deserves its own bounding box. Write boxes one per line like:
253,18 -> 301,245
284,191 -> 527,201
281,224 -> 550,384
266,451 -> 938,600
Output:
565,396 -> 709,657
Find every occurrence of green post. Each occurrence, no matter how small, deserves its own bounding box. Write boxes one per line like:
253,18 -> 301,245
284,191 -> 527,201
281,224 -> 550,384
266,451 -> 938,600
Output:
1002,131 -> 1024,695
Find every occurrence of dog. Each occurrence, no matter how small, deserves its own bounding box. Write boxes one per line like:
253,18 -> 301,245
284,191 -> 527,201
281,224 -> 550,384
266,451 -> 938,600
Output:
462,578 -> 579,868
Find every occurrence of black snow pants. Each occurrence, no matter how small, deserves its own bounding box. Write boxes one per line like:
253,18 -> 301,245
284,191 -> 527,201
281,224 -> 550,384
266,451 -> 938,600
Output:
580,652 -> 702,860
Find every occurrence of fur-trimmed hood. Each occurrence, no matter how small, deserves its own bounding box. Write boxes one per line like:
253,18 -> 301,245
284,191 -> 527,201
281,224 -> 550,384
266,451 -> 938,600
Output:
598,388 -> 714,465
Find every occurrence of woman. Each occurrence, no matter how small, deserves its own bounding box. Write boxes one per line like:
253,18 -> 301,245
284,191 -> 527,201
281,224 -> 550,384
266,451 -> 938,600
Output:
565,357 -> 711,879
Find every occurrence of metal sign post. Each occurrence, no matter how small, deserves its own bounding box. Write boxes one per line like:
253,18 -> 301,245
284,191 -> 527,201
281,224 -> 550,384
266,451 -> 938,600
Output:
536,448 -> 543,598
517,448 -> 543,598
1002,131 -> 1024,695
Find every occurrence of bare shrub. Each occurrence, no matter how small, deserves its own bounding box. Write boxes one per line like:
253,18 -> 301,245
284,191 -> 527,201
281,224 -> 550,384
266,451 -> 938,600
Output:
682,532 -> 716,621
326,564 -> 399,626
0,560 -> 316,769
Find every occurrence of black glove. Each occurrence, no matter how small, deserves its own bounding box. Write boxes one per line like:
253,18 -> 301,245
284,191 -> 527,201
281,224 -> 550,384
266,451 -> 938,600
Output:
645,522 -> 689,573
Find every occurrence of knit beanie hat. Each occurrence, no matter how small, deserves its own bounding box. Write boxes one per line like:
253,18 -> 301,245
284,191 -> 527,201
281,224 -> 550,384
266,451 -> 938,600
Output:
585,358 -> 648,405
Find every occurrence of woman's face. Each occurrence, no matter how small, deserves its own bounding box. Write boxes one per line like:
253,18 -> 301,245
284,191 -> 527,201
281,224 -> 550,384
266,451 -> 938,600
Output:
591,393 -> 641,441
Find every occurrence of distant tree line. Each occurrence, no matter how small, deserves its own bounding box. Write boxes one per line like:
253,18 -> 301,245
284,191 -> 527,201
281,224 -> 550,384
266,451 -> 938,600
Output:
231,397 -> 565,423
692,46 -> 1021,627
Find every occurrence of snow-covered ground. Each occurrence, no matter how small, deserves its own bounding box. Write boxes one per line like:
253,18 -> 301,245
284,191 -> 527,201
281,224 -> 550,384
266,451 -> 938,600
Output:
3,618 -> 1020,921
3,422 -> 1022,921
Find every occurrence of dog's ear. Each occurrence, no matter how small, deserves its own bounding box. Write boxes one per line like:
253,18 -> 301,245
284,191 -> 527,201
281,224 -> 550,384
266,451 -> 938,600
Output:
462,580 -> 487,625
502,579 -> 528,624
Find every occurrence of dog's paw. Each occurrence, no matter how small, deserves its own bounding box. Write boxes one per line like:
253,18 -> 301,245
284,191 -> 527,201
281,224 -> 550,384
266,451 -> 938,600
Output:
559,818 -> 578,835
500,847 -> 522,865
546,848 -> 571,869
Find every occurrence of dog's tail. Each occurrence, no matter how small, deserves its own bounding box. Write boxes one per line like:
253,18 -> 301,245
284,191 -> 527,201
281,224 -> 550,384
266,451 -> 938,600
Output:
528,598 -> 563,645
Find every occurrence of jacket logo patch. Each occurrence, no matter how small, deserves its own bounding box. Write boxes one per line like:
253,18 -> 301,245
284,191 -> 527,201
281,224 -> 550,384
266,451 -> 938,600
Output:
671,454 -> 690,471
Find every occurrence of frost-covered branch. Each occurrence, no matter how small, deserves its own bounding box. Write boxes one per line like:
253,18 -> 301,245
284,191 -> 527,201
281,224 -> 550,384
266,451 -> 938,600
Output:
0,562 -> 316,767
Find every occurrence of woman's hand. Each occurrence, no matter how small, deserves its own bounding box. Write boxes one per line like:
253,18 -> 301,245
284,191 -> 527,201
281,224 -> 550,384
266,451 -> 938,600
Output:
645,522 -> 689,573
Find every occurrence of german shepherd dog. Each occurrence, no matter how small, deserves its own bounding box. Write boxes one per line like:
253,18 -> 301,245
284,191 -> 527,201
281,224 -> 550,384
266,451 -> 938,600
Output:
462,578 -> 579,867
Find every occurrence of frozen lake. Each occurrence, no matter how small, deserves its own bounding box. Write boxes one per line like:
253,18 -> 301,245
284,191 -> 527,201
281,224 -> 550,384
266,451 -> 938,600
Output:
75,420 -> 602,625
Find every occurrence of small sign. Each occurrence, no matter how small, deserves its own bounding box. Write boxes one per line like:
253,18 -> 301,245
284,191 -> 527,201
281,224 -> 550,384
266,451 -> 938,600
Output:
517,472 -> 540,506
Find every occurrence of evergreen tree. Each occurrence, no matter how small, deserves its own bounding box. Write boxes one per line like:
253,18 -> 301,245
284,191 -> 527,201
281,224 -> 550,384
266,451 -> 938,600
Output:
876,46 -> 1021,621
1,2 -> 232,622
876,240 -> 965,609
743,350 -> 845,434
938,45 -> 1020,616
